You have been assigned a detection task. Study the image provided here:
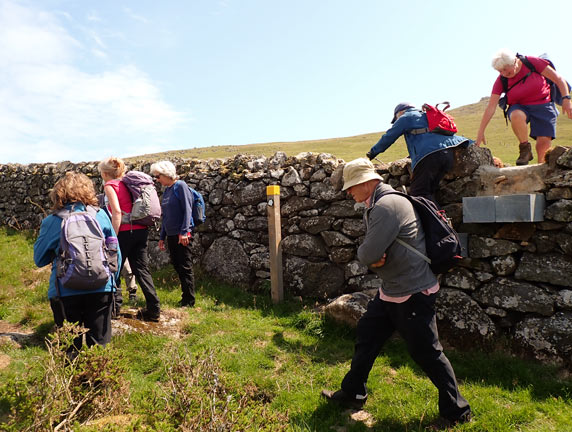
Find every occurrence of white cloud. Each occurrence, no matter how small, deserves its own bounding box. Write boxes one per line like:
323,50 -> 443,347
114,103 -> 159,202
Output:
0,0 -> 187,164
123,7 -> 149,24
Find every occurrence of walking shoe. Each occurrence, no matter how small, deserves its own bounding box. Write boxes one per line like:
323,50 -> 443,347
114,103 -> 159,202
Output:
178,300 -> 195,308
321,389 -> 367,409
427,411 -> 473,430
516,141 -> 533,165
137,309 -> 160,322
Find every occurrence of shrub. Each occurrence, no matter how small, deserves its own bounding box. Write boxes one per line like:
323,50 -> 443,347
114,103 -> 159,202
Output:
0,322 -> 130,431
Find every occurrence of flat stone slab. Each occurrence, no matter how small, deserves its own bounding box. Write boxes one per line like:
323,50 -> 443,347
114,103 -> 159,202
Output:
475,164 -> 548,196
463,194 -> 545,223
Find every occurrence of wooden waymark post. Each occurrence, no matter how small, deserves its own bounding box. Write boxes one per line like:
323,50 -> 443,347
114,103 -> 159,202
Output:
266,185 -> 283,303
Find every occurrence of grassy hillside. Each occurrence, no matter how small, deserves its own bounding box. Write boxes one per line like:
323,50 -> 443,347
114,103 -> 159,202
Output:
131,98 -> 572,165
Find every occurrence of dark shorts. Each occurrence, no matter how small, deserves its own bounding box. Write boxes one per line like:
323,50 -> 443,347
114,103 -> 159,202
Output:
507,102 -> 558,140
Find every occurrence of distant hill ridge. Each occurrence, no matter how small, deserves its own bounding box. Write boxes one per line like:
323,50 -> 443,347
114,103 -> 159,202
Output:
132,98 -> 572,166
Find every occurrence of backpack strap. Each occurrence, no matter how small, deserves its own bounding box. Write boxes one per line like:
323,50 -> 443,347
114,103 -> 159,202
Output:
516,53 -> 536,73
499,55 -> 534,124
409,127 -> 429,135
394,238 -> 431,263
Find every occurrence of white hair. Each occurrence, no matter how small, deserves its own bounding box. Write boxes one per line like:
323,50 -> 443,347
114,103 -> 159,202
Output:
150,160 -> 178,180
491,49 -> 516,70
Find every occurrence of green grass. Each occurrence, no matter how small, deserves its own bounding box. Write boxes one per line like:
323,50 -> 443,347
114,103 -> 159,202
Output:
129,98 -> 572,166
1,227 -> 571,431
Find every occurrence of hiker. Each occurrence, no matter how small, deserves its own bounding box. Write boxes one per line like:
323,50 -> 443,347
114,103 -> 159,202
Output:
97,193 -> 138,304
98,157 -> 161,322
321,158 -> 471,428
366,103 -> 472,205
476,49 -> 572,165
34,172 -> 121,349
150,161 -> 196,307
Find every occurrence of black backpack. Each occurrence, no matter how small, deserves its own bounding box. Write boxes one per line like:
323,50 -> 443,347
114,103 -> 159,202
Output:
378,191 -> 462,274
499,53 -> 572,122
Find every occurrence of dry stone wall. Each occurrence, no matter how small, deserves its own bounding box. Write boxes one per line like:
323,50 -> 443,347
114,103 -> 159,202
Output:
1,145 -> 572,366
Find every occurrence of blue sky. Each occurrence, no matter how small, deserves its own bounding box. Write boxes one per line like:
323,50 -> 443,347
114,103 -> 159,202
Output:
1,0 -> 571,164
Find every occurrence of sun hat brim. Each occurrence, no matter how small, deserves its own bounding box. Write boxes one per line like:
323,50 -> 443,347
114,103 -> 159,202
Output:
342,168 -> 383,191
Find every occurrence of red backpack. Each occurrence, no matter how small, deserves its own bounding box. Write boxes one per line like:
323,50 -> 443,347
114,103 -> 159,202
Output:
411,102 -> 458,136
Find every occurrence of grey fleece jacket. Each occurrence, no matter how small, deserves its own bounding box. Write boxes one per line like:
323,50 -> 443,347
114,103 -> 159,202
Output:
357,183 -> 437,297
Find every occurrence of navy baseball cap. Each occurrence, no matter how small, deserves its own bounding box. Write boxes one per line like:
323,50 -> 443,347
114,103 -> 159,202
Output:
391,102 -> 415,124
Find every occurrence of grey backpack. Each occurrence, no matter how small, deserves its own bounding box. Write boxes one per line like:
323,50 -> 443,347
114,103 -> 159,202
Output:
120,171 -> 161,226
56,206 -> 113,291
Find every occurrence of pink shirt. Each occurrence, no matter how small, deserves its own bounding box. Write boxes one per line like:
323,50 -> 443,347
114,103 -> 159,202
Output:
379,282 -> 440,304
104,179 -> 146,232
492,56 -> 551,106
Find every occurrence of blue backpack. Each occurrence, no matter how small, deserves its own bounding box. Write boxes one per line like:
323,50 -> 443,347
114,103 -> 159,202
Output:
174,181 -> 206,228
377,191 -> 462,274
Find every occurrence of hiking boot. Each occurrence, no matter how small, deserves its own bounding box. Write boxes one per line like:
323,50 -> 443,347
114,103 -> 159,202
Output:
137,309 -> 160,322
128,293 -> 138,303
178,299 -> 195,308
321,389 -> 367,409
516,141 -> 533,165
111,308 -> 121,320
427,411 -> 473,430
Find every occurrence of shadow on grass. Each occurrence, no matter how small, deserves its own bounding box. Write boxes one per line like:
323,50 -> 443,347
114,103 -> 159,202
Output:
290,401 -> 428,432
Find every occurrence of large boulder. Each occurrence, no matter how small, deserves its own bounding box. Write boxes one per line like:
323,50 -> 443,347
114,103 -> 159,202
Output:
202,236 -> 251,285
545,199 -> 572,222
514,312 -> 572,365
282,234 -> 328,257
448,145 -> 494,178
284,256 -> 344,298
469,236 -> 520,258
323,290 -> 377,327
515,252 -> 572,287
281,196 -> 319,216
299,216 -> 334,234
436,288 -> 497,339
231,181 -> 266,206
310,181 -> 345,201
472,277 -> 554,316
441,267 -> 480,291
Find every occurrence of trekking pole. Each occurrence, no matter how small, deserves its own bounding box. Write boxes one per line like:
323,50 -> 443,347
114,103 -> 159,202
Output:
372,157 -> 384,165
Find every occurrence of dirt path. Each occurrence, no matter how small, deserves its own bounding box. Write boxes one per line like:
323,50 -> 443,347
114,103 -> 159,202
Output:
0,307 -> 189,370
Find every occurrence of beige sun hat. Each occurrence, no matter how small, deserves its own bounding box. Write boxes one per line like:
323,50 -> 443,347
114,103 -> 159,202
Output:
342,158 -> 383,191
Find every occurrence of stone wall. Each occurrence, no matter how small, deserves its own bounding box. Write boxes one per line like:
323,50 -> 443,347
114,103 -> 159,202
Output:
1,145 -> 572,366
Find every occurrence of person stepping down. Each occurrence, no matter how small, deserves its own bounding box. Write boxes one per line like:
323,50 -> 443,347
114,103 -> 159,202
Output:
476,49 -> 572,166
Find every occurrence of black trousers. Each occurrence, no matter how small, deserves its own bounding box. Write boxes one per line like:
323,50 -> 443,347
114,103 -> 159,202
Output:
50,292 -> 113,349
341,291 -> 471,422
409,149 -> 453,206
118,229 -> 160,314
167,235 -> 195,306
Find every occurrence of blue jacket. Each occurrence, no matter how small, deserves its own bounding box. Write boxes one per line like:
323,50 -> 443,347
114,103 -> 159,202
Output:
159,180 -> 194,240
34,203 -> 121,299
369,109 -> 473,169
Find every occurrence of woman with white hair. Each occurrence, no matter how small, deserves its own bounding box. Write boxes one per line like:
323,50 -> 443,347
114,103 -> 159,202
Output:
150,161 -> 196,307
476,49 -> 572,165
